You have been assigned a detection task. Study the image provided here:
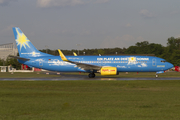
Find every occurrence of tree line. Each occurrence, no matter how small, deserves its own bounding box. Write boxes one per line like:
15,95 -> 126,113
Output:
1,37 -> 180,69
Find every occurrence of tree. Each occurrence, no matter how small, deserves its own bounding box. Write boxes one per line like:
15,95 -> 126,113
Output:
125,46 -> 138,54
136,41 -> 149,47
98,49 -> 105,55
0,59 -> 4,66
147,43 -> 164,56
5,58 -> 21,69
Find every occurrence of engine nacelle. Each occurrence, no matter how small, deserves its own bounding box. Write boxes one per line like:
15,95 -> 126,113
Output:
100,67 -> 118,76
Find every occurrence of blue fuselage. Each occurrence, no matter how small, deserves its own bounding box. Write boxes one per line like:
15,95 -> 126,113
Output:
19,55 -> 174,73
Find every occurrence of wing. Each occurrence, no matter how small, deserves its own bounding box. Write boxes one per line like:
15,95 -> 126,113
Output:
8,55 -> 30,61
58,49 -> 101,70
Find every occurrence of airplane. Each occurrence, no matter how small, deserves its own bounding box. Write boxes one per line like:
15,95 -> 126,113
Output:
9,27 -> 174,78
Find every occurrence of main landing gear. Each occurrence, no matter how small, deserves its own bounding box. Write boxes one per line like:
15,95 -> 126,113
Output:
88,73 -> 95,78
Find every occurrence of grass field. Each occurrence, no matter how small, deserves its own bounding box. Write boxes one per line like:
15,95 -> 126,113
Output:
1,80 -> 180,120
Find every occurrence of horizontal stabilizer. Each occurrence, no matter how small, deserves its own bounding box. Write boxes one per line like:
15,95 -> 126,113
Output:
8,55 -> 30,61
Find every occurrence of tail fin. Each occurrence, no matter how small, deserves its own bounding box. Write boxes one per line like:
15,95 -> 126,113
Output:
12,27 -> 52,57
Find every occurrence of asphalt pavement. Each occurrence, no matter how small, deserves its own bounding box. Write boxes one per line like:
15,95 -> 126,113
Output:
1,73 -> 180,81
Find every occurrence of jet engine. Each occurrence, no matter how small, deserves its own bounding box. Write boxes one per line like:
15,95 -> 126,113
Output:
100,67 -> 118,76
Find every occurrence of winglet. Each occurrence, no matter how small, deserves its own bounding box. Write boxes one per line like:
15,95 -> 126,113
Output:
73,52 -> 77,56
58,49 -> 68,61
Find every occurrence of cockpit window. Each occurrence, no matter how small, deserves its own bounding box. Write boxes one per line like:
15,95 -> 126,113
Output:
161,60 -> 166,63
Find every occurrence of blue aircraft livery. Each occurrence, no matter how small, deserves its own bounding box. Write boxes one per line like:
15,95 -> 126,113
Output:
10,27 -> 174,78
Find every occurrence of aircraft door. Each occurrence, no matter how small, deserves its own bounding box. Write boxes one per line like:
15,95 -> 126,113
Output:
39,59 -> 43,67
152,58 -> 156,66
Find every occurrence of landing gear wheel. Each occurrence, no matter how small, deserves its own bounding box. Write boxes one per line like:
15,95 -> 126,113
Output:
155,74 -> 158,78
88,73 -> 95,78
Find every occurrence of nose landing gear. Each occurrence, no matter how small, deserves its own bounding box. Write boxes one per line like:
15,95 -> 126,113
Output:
155,74 -> 158,78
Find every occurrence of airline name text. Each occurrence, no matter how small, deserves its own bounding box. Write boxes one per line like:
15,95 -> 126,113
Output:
97,58 -> 149,61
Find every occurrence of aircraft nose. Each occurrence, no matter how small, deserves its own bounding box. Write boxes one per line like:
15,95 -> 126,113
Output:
168,62 -> 174,69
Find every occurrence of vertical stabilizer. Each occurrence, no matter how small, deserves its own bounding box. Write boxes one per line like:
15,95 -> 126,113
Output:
12,27 -> 52,57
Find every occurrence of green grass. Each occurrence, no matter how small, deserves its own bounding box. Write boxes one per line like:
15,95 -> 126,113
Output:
0,80 -> 180,120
